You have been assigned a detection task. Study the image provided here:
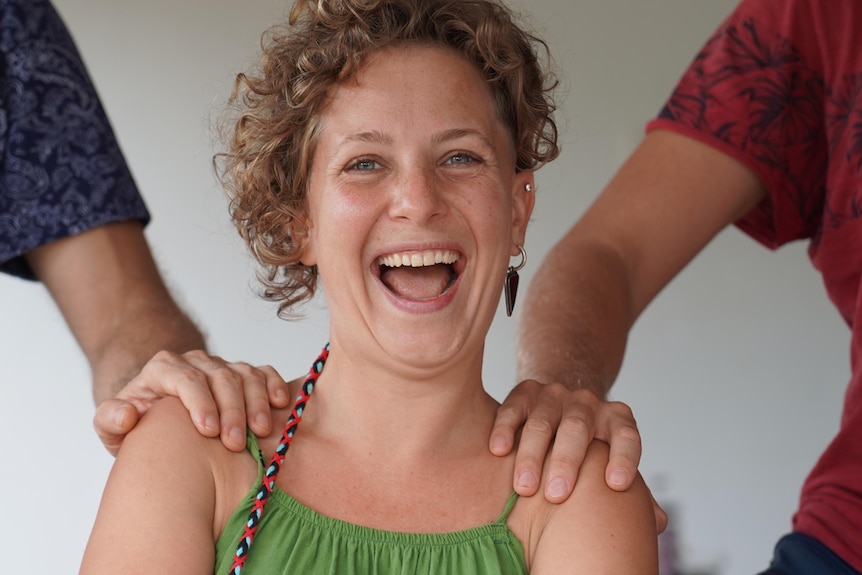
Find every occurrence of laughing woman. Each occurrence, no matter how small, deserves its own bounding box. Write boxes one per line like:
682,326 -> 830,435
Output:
79,1 -> 657,573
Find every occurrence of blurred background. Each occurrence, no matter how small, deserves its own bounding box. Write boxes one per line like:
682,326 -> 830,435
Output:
0,0 -> 849,573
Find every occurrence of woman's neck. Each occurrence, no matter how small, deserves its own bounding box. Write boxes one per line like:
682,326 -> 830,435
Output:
263,342 -> 516,533
293,343 -> 499,460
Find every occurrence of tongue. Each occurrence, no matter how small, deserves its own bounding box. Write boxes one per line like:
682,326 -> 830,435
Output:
380,264 -> 452,300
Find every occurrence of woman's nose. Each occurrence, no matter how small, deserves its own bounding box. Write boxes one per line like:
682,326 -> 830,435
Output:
387,168 -> 447,224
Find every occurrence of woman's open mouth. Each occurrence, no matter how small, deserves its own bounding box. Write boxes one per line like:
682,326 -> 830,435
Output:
376,249 -> 461,301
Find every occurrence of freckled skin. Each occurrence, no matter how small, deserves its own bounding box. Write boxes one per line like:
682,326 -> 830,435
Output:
303,45 -> 533,372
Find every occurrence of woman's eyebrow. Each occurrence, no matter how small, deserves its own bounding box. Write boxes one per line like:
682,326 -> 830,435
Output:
344,130 -> 392,145
432,128 -> 495,149
333,128 -> 496,152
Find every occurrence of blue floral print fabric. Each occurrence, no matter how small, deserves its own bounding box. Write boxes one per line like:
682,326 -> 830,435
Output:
0,0 -> 149,280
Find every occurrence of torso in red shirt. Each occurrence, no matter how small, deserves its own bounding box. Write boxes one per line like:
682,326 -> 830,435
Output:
648,0 -> 862,569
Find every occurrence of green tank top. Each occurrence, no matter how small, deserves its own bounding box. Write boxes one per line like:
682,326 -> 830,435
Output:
214,432 -> 528,574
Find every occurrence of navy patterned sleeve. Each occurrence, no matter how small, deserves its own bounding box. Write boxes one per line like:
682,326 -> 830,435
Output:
0,0 -> 149,280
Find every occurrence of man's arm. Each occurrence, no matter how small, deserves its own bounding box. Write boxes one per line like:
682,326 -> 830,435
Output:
26,220 -> 205,403
519,129 -> 767,385
498,129 -> 767,500
25,220 -> 289,453
9,2 -> 287,454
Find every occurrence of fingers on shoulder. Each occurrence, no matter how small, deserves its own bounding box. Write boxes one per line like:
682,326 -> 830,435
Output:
556,441 -> 654,537
93,399 -> 140,456
570,440 -> 651,506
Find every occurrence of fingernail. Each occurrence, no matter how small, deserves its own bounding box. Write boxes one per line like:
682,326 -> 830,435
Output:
490,435 -> 508,452
517,470 -> 538,490
255,412 -> 269,429
229,426 -> 245,446
547,477 -> 568,499
205,416 -> 219,433
609,469 -> 628,487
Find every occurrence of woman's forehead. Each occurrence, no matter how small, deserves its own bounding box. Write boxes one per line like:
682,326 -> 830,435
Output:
318,45 -> 511,146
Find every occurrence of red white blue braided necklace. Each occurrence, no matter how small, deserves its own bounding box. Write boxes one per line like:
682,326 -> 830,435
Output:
228,343 -> 329,575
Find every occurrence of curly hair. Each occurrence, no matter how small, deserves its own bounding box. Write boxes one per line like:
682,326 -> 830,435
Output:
217,0 -> 559,318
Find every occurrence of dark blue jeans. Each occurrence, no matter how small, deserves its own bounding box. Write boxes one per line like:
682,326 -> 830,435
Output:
757,533 -> 859,575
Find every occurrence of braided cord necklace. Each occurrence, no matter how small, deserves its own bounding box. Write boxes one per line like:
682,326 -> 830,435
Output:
228,343 -> 330,575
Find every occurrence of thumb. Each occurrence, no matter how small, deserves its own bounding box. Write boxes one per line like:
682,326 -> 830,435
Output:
93,399 -> 140,456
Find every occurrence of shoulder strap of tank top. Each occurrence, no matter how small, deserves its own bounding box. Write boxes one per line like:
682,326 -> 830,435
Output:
494,492 -> 520,524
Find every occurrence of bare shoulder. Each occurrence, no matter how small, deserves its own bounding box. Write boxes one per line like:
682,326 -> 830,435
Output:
514,440 -> 658,575
132,395 -> 195,427
120,395 -> 257,523
117,397 -> 256,522
110,396 -> 225,502
121,396 -> 209,453
82,397 -> 226,574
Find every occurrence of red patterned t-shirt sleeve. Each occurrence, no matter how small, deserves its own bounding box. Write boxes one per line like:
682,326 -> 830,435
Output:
647,0 -> 828,249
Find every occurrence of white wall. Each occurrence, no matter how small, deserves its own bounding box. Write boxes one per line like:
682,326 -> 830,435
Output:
0,1 -> 850,574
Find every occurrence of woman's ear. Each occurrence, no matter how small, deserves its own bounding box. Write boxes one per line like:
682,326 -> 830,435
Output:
296,218 -> 317,266
511,172 -> 536,254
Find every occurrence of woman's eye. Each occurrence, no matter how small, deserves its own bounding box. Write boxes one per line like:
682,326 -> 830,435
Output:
348,158 -> 380,171
445,153 -> 479,166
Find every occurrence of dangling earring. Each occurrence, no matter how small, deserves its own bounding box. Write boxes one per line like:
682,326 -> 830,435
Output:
505,245 -> 527,317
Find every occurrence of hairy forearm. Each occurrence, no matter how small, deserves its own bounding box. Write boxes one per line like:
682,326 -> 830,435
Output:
517,236 -> 635,398
90,299 -> 206,403
517,131 -> 770,399
26,222 -> 207,404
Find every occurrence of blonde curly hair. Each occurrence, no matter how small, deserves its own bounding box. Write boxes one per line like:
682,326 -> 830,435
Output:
218,0 -> 559,317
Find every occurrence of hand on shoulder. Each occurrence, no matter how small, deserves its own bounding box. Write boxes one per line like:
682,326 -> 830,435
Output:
94,350 -> 290,455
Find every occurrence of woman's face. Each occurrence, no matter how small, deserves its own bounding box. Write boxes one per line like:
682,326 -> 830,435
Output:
303,44 -> 534,372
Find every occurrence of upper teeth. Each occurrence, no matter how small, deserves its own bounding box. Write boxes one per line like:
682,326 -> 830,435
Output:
377,249 -> 459,268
